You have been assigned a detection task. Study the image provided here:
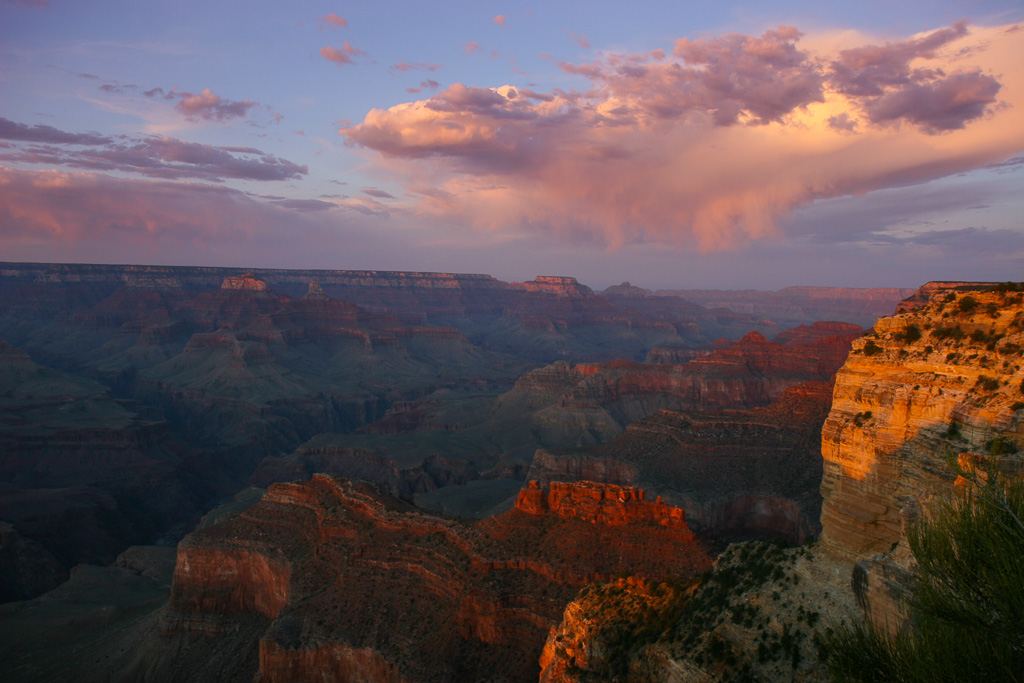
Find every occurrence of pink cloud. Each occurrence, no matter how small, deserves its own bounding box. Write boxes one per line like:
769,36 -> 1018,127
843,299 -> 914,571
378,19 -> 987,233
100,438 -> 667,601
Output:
465,41 -> 481,55
319,13 -> 347,28
340,22 -> 1024,252
320,42 -> 366,66
570,32 -> 590,48
0,116 -> 110,145
493,15 -> 506,26
0,128 -> 306,182
175,88 -> 257,121
391,61 -> 442,72
138,86 -> 262,123
0,167 -> 405,269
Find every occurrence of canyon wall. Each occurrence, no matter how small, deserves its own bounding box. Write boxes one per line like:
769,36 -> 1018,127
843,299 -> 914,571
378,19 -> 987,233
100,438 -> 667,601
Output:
819,284 -> 1024,628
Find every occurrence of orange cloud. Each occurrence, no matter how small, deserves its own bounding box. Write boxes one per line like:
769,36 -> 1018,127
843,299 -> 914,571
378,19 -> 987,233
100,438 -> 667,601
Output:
493,15 -> 506,26
340,22 -> 1024,252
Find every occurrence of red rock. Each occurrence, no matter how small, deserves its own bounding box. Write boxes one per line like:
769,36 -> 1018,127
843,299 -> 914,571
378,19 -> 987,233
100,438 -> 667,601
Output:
162,475 -> 711,681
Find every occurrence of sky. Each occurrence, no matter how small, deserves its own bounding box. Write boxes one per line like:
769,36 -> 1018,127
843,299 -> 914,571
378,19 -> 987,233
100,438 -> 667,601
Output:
1,0 -> 1022,291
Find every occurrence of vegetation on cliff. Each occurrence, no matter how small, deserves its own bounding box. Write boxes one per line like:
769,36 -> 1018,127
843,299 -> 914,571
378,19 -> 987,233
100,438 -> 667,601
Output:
823,459 -> 1024,683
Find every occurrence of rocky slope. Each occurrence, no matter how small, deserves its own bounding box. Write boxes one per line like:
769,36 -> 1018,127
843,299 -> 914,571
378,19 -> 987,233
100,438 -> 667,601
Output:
159,477 -> 711,682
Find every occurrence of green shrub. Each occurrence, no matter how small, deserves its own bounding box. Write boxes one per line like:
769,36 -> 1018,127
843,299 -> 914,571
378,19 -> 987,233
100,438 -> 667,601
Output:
958,296 -> 979,313
863,340 -> 884,356
822,460 -> 1024,683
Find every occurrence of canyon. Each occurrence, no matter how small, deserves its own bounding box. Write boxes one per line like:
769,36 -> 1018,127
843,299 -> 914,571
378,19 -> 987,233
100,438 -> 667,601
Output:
4,260 -> 967,682
539,281 -> 1024,681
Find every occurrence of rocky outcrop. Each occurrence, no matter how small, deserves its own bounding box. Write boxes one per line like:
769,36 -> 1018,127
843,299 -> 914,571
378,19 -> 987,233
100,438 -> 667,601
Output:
162,475 -> 711,682
819,286 -> 1024,629
894,280 -> 999,313
540,541 -> 859,683
511,276 -> 595,297
515,481 -> 691,533
220,273 -> 270,292
600,282 -> 652,298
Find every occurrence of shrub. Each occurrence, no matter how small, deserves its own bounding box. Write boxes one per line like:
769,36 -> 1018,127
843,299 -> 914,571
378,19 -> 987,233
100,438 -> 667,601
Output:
863,340 -> 884,356
958,296 -> 979,313
822,460 -> 1024,683
975,375 -> 999,392
986,436 -> 1018,456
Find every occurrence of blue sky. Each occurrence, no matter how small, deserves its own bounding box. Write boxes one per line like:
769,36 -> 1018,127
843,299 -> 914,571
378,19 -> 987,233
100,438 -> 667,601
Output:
1,0 -> 1022,289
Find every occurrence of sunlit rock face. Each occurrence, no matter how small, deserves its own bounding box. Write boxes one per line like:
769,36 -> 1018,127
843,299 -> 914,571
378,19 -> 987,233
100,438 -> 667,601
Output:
162,476 -> 711,682
818,284 -> 1024,627
220,273 -> 270,292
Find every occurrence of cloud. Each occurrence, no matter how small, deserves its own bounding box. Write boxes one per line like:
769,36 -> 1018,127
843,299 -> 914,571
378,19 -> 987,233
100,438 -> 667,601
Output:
340,22 -> 1023,252
173,88 -> 257,121
493,15 -> 506,26
0,125 -> 307,182
0,117 -> 111,145
391,61 -> 442,72
0,166 -> 395,268
465,41 -> 481,55
319,13 -> 347,29
827,20 -> 1001,132
320,42 -> 366,66
361,187 -> 395,199
269,198 -> 338,212
133,85 -> 265,124
570,32 -> 590,48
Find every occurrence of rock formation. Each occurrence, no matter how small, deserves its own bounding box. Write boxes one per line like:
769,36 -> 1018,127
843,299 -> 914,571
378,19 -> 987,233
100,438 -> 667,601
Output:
528,382 -> 835,543
505,326 -> 859,450
162,476 -> 711,682
819,284 -> 1024,628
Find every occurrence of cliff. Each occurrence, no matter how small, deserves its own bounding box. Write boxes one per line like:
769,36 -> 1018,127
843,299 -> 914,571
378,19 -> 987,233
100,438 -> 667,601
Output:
819,285 -> 1024,628
162,476 -> 711,682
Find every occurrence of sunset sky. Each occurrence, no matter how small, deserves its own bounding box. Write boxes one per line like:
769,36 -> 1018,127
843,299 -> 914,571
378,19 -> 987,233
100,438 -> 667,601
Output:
2,0 -> 1022,290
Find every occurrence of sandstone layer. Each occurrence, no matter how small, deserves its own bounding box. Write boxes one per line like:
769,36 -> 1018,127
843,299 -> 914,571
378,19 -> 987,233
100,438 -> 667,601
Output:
819,285 -> 1024,628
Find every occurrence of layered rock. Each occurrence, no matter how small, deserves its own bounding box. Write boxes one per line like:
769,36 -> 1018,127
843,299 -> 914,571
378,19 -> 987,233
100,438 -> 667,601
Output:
163,476 -> 711,682
528,382 -> 835,544
511,276 -> 594,297
505,327 -> 859,449
515,481 -> 691,533
818,286 -> 1024,628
